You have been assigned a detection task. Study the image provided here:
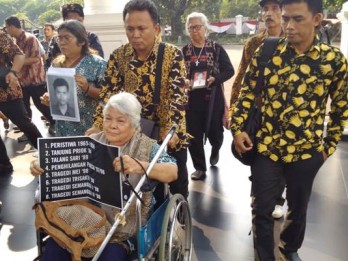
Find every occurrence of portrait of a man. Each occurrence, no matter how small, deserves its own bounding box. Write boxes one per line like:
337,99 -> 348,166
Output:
192,70 -> 207,89
51,78 -> 75,117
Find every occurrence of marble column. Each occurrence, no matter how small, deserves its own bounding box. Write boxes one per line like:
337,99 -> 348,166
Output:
83,0 -> 129,58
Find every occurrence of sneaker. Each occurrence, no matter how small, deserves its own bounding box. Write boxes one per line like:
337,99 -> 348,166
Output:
17,134 -> 28,142
13,126 -> 21,133
191,170 -> 206,180
210,147 -> 219,166
272,204 -> 284,219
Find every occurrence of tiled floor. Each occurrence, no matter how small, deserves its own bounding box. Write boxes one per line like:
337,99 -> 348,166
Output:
1,45 -> 348,260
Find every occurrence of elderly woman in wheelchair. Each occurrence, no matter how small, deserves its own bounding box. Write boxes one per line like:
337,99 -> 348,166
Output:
30,92 -> 181,261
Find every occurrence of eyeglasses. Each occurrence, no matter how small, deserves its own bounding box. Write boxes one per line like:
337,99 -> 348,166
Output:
57,35 -> 75,43
188,25 -> 204,32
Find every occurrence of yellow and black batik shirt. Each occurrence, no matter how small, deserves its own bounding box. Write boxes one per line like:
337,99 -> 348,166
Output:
231,37 -> 348,163
93,40 -> 190,150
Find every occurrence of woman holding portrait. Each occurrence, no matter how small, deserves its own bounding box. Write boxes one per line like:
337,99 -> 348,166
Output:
30,92 -> 178,261
42,20 -> 106,136
182,12 -> 234,180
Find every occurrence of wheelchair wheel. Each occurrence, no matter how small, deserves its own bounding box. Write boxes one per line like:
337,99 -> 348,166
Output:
158,194 -> 192,261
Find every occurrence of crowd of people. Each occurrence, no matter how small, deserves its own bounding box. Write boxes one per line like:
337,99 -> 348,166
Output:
1,0 -> 348,260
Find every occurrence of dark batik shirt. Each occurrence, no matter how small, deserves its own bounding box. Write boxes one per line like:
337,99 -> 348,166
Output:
94,39 -> 190,150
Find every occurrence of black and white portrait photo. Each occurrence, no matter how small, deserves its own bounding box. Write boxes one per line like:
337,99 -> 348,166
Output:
47,67 -> 80,122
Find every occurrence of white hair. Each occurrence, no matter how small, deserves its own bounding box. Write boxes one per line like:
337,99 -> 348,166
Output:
185,12 -> 209,37
103,92 -> 141,128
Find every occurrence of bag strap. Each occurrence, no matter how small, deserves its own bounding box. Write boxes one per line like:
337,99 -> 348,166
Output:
254,37 -> 280,103
153,42 -> 165,105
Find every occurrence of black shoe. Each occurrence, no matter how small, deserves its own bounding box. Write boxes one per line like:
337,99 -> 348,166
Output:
0,163 -> 13,176
48,124 -> 56,135
17,134 -> 28,142
279,249 -> 302,261
210,148 -> 219,166
191,170 -> 206,180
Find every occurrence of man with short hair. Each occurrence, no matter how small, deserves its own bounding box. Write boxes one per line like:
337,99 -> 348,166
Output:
230,0 -> 286,219
5,16 -> 55,135
41,23 -> 57,69
231,0 -> 348,260
60,3 -> 104,58
87,0 -> 190,199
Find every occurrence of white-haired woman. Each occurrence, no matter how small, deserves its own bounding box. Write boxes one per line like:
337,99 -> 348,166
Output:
182,12 -> 234,180
30,92 -> 178,261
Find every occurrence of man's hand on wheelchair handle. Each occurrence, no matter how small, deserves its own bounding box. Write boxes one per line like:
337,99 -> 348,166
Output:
233,132 -> 253,156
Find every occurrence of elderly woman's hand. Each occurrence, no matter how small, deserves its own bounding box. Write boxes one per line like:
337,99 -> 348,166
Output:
113,155 -> 148,175
207,76 -> 215,87
30,160 -> 44,177
40,92 -> 50,106
184,79 -> 192,90
75,75 -> 89,93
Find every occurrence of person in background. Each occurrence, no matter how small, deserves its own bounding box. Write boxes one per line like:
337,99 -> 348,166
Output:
231,0 -> 348,260
0,29 -> 42,175
41,20 -> 106,136
182,12 -> 234,181
230,0 -> 286,219
48,3 -> 104,59
30,92 -> 178,261
5,16 -> 55,136
41,23 -> 58,69
86,0 -> 191,200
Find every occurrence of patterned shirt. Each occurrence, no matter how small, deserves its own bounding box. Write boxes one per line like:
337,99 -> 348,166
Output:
52,54 -> 106,136
0,31 -> 24,102
15,30 -> 46,87
93,40 -> 190,150
231,37 -> 348,162
229,31 -> 268,112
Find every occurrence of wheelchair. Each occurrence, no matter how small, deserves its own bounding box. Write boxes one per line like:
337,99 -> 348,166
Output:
33,126 -> 192,261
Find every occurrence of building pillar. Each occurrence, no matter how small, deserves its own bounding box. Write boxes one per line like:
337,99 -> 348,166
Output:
337,2 -> 348,58
235,15 -> 243,36
83,0 -> 128,58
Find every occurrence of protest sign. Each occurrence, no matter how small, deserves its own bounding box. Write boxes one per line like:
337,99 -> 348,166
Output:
38,136 -> 122,209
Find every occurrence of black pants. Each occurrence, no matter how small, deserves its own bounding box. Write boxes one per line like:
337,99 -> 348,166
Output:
0,137 -> 10,165
251,152 -> 324,260
22,84 -> 54,125
154,148 -> 189,201
0,99 -> 42,149
186,109 -> 224,171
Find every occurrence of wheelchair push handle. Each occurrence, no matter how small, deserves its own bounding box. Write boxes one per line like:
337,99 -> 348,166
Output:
92,124 -> 178,261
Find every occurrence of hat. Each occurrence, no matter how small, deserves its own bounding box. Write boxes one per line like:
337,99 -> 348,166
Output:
259,0 -> 280,7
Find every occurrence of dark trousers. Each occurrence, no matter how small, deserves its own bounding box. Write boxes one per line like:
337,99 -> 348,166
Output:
0,137 -> 10,165
186,109 -> 224,171
168,148 -> 189,199
42,238 -> 127,261
251,152 -> 324,260
22,84 -> 54,125
0,99 -> 42,149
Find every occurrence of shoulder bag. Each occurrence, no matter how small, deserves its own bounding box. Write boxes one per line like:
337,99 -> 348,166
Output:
231,37 -> 279,166
140,42 -> 165,139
